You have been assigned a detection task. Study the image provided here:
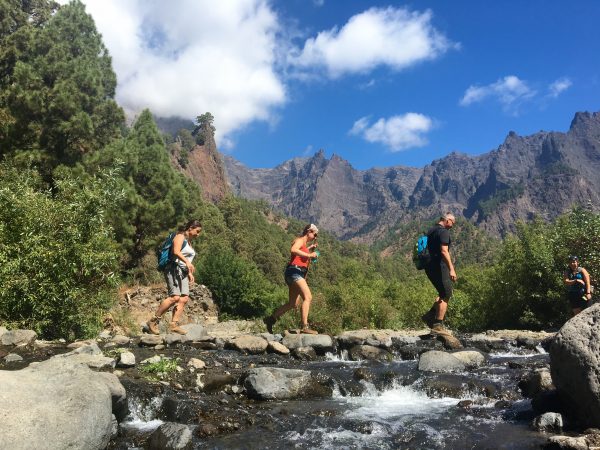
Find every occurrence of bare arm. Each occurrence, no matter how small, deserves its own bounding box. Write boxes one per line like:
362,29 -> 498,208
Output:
172,233 -> 195,274
582,268 -> 592,299
441,244 -> 457,281
291,238 -> 317,259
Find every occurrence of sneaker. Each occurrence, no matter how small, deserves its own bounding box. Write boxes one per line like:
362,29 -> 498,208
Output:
300,325 -> 318,335
430,322 -> 452,336
263,316 -> 276,334
169,322 -> 187,335
421,309 -> 436,328
147,317 -> 160,335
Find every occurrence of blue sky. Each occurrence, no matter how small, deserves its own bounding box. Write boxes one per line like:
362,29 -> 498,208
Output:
76,0 -> 600,170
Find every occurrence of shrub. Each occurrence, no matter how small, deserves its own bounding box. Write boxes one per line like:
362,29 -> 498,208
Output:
197,247 -> 280,317
0,163 -> 121,339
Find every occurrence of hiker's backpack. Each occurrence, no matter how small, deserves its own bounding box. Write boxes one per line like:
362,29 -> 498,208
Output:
413,234 -> 431,270
157,232 -> 187,271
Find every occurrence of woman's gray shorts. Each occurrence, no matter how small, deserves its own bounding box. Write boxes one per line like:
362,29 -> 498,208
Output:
164,265 -> 190,296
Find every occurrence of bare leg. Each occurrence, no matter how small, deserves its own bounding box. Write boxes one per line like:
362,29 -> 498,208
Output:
436,298 -> 448,321
293,278 -> 313,326
272,283 -> 302,320
172,296 -> 189,323
155,296 -> 180,317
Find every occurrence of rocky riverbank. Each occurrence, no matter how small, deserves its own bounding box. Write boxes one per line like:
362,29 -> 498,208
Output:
3,296 -> 600,449
0,321 -> 590,449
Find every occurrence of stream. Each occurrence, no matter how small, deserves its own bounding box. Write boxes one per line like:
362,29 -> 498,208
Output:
111,345 -> 549,449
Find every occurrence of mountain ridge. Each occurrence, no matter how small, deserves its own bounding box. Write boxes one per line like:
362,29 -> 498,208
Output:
224,111 -> 600,241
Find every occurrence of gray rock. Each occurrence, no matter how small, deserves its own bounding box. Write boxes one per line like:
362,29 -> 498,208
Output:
0,326 -> 7,338
0,358 -> 117,449
98,330 -> 112,340
164,333 -> 184,345
117,351 -> 136,368
95,371 -> 128,422
51,342 -> 116,369
180,324 -> 208,342
418,350 -> 466,373
391,335 -> 420,347
148,422 -> 192,450
550,303 -> 600,427
111,335 -> 131,345
292,346 -> 317,360
519,368 -> 554,398
348,344 -> 392,361
140,334 -> 164,346
228,335 -> 268,354
141,355 -> 162,365
244,367 -> 313,400
187,358 -> 206,370
544,435 -> 588,450
451,350 -> 486,368
4,353 -> 23,363
53,343 -> 116,369
1,329 -> 37,347
281,334 -> 334,353
67,339 -> 97,349
267,341 -> 290,355
532,412 -> 563,432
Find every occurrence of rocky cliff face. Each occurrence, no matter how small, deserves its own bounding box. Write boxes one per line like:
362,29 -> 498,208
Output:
170,124 -> 230,203
224,111 -> 600,240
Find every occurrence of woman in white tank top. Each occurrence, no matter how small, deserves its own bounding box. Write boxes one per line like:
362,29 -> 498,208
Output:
147,219 -> 202,335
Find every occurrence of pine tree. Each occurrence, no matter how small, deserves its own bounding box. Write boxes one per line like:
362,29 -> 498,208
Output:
86,109 -> 204,269
0,0 -> 123,171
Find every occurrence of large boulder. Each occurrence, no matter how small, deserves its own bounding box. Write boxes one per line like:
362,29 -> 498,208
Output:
0,358 -> 119,449
550,303 -> 600,427
244,367 -> 331,400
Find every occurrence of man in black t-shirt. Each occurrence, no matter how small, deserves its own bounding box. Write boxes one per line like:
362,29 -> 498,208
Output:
421,213 -> 457,336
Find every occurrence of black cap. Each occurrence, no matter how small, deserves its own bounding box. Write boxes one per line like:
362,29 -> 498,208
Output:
569,255 -> 579,261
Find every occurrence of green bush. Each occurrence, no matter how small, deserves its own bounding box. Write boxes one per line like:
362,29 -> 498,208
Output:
0,162 -> 121,339
197,247 -> 281,317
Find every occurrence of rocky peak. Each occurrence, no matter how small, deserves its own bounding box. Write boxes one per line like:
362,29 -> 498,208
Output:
224,110 -> 600,241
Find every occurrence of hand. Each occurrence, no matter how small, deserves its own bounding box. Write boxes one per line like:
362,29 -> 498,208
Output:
189,273 -> 195,284
577,279 -> 585,285
586,293 -> 592,301
309,252 -> 318,259
309,243 -> 318,250
450,269 -> 457,282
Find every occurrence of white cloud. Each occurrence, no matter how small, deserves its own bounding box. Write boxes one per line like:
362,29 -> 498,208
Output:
548,77 -> 572,98
460,75 -> 536,113
290,7 -> 456,78
73,0 -> 286,145
350,113 -> 434,151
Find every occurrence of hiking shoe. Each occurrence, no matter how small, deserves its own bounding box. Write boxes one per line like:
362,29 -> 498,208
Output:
430,323 -> 452,336
169,322 -> 187,335
263,315 -> 276,334
421,309 -> 436,328
147,317 -> 160,335
300,325 -> 318,335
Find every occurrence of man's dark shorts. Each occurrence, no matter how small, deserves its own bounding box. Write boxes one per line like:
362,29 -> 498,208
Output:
567,291 -> 589,310
425,262 -> 453,300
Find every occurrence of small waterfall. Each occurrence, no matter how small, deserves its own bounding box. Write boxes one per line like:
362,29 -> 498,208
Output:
121,393 -> 165,432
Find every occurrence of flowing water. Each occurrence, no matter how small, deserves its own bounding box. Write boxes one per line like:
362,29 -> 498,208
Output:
115,349 -> 549,449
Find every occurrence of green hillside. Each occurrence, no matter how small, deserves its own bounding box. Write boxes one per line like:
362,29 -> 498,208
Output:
1,1 -> 599,339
